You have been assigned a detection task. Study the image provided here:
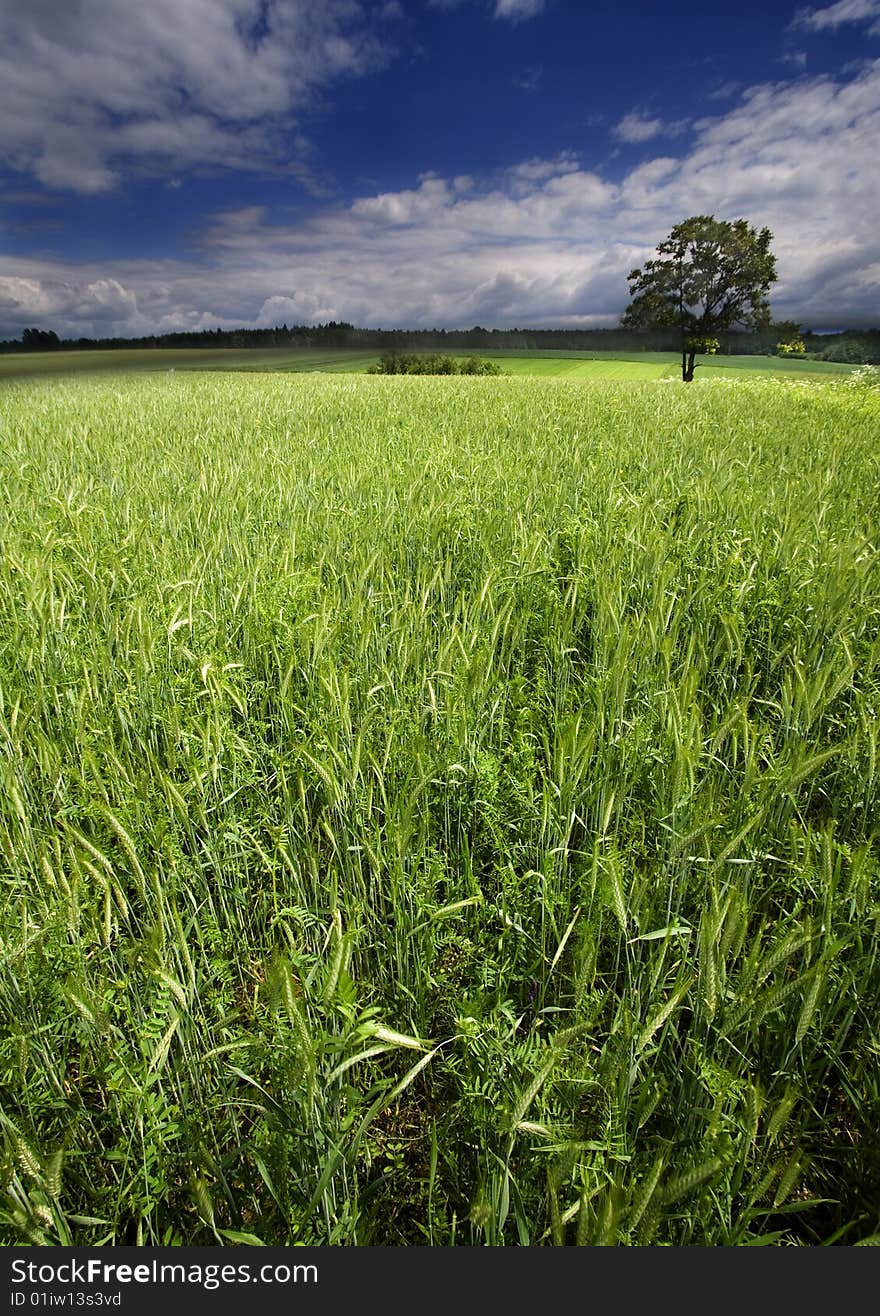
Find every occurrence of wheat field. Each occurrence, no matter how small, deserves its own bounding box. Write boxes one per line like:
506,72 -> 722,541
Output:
1,369 -> 878,1245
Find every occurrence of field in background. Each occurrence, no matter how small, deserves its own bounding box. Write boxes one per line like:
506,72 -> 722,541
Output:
0,347 -> 383,380
0,345 -> 856,382
452,351 -> 854,381
1,370 -> 878,1246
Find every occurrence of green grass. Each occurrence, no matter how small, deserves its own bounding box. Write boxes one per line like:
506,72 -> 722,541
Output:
1,370 -> 878,1246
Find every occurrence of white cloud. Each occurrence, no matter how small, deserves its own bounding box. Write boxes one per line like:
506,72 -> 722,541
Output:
614,114 -> 666,144
427,0 -> 546,19
793,0 -> 880,29
0,276 -> 55,321
507,152 -> 580,189
614,113 -> 687,144
2,62 -> 878,336
83,279 -> 138,318
257,292 -> 338,325
706,81 -> 740,102
0,272 -> 142,329
0,0 -> 393,193
351,174 -> 454,225
493,0 -> 546,20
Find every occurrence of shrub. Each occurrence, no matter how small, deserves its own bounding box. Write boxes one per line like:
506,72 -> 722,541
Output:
457,356 -> 503,376
815,337 -> 880,365
369,353 -> 502,376
684,335 -> 720,356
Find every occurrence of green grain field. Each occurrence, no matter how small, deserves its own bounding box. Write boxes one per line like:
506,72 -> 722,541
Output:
0,346 -> 857,382
1,369 -> 878,1246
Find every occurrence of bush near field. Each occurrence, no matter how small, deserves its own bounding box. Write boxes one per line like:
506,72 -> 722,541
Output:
369,353 -> 502,376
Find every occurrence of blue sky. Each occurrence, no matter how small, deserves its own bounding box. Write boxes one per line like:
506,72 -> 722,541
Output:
0,0 -> 878,337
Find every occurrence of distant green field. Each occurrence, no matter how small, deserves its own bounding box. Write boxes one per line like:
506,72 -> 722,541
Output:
477,351 -> 854,380
486,355 -> 669,379
0,347 -> 382,380
694,354 -> 852,379
0,345 -> 857,382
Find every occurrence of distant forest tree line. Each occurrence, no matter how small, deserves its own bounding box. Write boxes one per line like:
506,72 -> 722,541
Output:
2,320 -> 879,363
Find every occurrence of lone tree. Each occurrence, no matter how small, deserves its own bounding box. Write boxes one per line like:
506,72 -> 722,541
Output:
622,215 -> 778,381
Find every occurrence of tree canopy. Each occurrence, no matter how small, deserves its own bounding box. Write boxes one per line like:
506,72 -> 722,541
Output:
622,215 -> 778,381
21,327 -> 61,351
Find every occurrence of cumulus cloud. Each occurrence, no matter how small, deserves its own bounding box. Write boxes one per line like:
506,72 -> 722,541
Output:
0,272 -> 143,330
2,61 -> 878,336
0,0 -> 393,193
0,276 -> 56,322
793,0 -> 880,30
351,174 -> 454,225
257,292 -> 339,325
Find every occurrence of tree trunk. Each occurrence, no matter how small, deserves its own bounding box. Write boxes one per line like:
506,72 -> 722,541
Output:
682,349 -> 696,382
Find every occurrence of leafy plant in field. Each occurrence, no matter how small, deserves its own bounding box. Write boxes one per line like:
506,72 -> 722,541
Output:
368,353 -> 502,376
